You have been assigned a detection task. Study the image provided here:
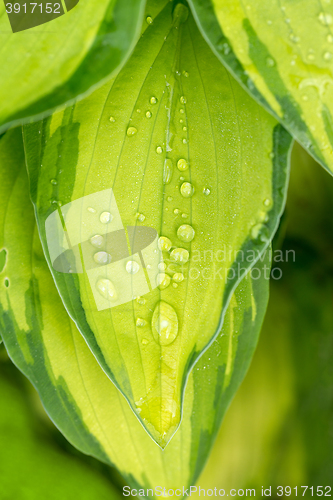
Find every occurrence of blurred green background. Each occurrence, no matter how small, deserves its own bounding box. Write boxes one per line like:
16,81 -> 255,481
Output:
1,142 -> 332,498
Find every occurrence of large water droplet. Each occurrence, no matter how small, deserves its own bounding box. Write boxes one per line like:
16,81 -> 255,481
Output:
180,182 -> 194,198
90,234 -> 104,248
150,96 -> 158,104
158,236 -> 172,252
180,96 -> 187,104
156,146 -> 163,154
163,159 -> 173,184
94,252 -> 111,265
126,260 -> 140,274
151,301 -> 178,346
173,272 -> 184,283
146,16 -> 153,24
177,158 -> 189,171
146,111 -> 152,118
127,126 -> 137,136
100,212 -> 112,224
170,247 -> 189,263
177,224 -> 195,242
96,279 -> 118,301
135,212 -> 146,222
156,273 -> 171,289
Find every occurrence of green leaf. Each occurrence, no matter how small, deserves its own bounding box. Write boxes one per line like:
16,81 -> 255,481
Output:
188,0 -> 333,176
23,1 -> 291,447
0,0 -> 146,133
0,351 -> 122,500
0,127 -> 271,488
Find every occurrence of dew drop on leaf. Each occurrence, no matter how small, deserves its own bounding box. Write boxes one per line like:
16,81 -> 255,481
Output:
177,158 -> 189,171
151,301 -> 178,346
94,252 -> 112,265
127,126 -> 137,136
136,317 -> 146,327
156,146 -> 163,154
170,247 -> 189,263
150,96 -> 157,104
163,159 -> 173,184
173,272 -> 184,283
180,182 -> 194,198
156,273 -> 171,289
126,261 -> 140,274
158,236 -> 172,252
90,234 -> 104,248
100,212 -> 112,224
177,224 -> 195,242
96,278 -> 118,301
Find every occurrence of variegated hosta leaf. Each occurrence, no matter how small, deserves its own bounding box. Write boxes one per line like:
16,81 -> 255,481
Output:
188,0 -> 333,176
0,128 -> 271,488
0,0 -> 146,133
23,1 -> 291,447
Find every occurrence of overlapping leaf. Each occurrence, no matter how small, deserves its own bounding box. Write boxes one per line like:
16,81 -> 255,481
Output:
1,127 -> 270,489
188,0 -> 333,176
0,0 -> 146,133
23,1 -> 291,446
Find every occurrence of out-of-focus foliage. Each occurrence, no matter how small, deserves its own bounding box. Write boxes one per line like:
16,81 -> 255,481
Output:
0,347 -> 123,500
192,142 -> 333,491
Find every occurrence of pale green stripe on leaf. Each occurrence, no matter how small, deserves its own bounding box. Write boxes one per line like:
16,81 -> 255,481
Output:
23,1 -> 291,447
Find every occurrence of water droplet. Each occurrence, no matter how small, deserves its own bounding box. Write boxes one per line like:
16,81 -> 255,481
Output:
177,159 -> 189,171
109,116 -> 115,122
302,94 -> 309,101
96,279 -> 118,301
151,301 -> 178,346
180,96 -> 187,104
156,273 -> 171,289
158,236 -> 172,252
135,212 -> 146,222
100,212 -> 112,224
167,196 -> 173,202
324,51 -> 332,60
145,111 -> 152,118
87,207 -> 96,213
174,208 -> 180,215
158,262 -> 167,271
307,51 -> 315,61
142,338 -> 149,345
203,187 -> 211,196
136,317 -> 146,327
156,146 -> 163,154
180,182 -> 194,198
50,178 -> 57,185
180,108 -> 185,114
319,12 -> 333,25
266,57 -> 275,67
183,71 -> 189,77
146,16 -> 153,24
182,126 -> 187,131
90,234 -> 104,248
163,159 -> 173,184
136,296 -> 146,305
182,138 -> 187,144
173,272 -> 184,283
94,252 -> 111,265
173,283 -> 178,288
170,247 -> 189,263
263,198 -> 272,208
327,34 -> 333,42
126,260 -> 140,274
136,109 -> 141,113
181,213 -> 188,219
251,224 -> 270,243
177,224 -> 195,242
127,126 -> 137,136
150,96 -> 157,104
